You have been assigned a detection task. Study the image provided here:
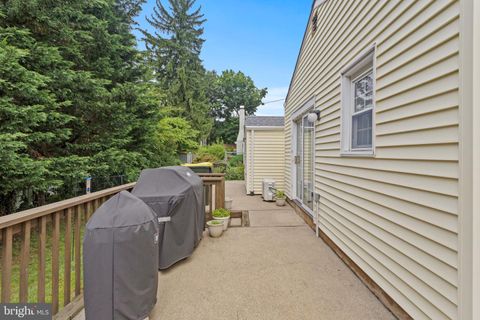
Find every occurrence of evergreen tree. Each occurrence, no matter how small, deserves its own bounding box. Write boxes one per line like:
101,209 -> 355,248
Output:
142,0 -> 213,140
0,1 -> 163,214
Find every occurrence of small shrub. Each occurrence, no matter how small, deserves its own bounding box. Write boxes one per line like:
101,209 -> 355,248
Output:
228,154 -> 243,167
225,165 -> 244,180
209,220 -> 223,225
194,144 -> 225,162
213,160 -> 227,173
275,190 -> 285,199
212,208 -> 231,218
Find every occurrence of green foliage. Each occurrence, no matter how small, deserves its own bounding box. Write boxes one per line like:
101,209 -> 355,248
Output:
208,220 -> 223,226
0,0 -> 162,214
0,0 -> 262,215
210,117 -> 239,145
225,165 -> 244,181
210,70 -> 267,120
156,117 -> 199,153
212,208 -> 231,218
275,190 -> 285,199
194,143 -> 225,163
142,0 -> 213,139
208,70 -> 267,143
228,154 -> 243,167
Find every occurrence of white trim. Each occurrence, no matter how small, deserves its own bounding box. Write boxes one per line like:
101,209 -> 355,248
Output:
290,97 -> 316,201
290,98 -> 316,218
340,44 -> 376,156
314,0 -> 327,8
158,217 -> 171,223
245,126 -> 284,130
248,130 -> 255,194
291,97 -> 316,121
459,1 -> 479,319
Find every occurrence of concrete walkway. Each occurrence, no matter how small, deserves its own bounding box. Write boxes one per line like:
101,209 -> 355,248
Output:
150,181 -> 394,320
76,181 -> 394,320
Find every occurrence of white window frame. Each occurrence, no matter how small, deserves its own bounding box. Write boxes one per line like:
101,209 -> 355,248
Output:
340,45 -> 376,156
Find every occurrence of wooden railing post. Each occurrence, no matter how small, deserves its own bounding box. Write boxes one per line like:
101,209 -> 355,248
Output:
38,216 -> 47,303
64,208 -> 72,306
1,226 -> 13,302
19,221 -> 31,302
52,211 -> 61,314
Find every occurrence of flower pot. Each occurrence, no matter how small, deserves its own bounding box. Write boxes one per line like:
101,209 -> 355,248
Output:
207,220 -> 224,238
213,216 -> 230,230
225,198 -> 233,210
276,198 -> 286,206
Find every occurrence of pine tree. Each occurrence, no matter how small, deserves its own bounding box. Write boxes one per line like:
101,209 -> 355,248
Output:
0,1 -> 163,214
142,0 -> 213,140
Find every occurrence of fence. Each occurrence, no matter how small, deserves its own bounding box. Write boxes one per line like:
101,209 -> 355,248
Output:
0,173 -> 225,319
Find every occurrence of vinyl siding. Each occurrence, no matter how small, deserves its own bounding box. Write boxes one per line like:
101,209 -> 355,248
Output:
245,129 -> 285,194
284,1 -> 460,319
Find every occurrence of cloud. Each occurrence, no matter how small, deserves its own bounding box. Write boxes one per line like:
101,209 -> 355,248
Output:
255,87 -> 289,116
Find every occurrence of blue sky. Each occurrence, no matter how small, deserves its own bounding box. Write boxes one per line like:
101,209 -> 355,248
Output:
134,0 -> 312,116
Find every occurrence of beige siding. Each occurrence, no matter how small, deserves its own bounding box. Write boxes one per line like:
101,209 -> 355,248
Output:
246,129 -> 285,194
284,1 -> 460,319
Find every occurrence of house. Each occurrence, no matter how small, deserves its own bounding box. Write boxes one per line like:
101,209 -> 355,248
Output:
284,1 -> 479,320
236,109 -> 285,195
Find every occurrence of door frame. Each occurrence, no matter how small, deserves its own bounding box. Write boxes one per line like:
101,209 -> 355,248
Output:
291,97 -> 316,217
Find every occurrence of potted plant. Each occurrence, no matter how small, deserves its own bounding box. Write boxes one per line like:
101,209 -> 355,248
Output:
207,220 -> 224,238
212,208 -> 231,230
275,190 -> 286,206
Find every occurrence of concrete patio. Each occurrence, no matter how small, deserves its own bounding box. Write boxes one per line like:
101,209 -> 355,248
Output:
76,181 -> 394,320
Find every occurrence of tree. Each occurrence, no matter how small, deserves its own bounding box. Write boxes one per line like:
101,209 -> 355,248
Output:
0,31 -> 73,214
142,0 -> 213,140
156,117 -> 199,155
0,0 -> 164,214
208,70 -> 267,143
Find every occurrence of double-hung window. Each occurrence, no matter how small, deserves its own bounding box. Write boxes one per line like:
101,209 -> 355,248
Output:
341,46 -> 375,155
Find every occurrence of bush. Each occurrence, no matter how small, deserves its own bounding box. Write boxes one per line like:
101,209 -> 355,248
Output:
212,208 -> 231,217
213,160 -> 227,173
194,144 -> 225,163
228,154 -> 243,167
225,165 -> 244,180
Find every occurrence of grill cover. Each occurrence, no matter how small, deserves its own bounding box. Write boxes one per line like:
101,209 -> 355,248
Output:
132,166 -> 205,269
83,191 -> 159,320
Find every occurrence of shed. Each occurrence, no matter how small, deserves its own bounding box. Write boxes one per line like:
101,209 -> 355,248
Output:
244,116 -> 285,195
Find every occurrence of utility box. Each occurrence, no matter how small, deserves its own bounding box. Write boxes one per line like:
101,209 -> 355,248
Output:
83,191 -> 159,320
262,179 -> 276,202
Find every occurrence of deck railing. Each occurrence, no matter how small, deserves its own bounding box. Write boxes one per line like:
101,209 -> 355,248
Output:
0,173 -> 225,318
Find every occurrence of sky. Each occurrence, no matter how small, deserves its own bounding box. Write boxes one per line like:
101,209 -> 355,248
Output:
134,0 -> 312,116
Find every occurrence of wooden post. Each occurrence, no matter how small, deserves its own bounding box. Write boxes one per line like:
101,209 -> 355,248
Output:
38,216 -> 47,303
1,227 -> 13,302
52,211 -> 60,314
74,205 -> 82,297
64,208 -> 72,306
19,221 -> 31,302
215,179 -> 225,210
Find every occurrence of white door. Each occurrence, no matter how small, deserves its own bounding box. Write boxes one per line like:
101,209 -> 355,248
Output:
294,114 -> 315,214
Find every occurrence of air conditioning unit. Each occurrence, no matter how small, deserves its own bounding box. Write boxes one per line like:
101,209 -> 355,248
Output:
262,179 -> 276,201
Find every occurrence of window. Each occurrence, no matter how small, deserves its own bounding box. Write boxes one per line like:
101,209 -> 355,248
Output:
341,47 -> 375,155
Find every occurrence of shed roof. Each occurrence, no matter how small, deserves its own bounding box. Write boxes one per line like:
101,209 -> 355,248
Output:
245,116 -> 284,127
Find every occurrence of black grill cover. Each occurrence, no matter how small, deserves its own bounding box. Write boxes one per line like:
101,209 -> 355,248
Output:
132,166 -> 205,269
83,191 -> 159,320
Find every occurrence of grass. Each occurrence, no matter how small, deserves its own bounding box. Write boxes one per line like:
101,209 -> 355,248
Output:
0,214 -> 86,309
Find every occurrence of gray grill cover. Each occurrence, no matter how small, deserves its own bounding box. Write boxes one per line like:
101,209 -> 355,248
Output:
132,166 -> 204,269
83,191 -> 159,320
